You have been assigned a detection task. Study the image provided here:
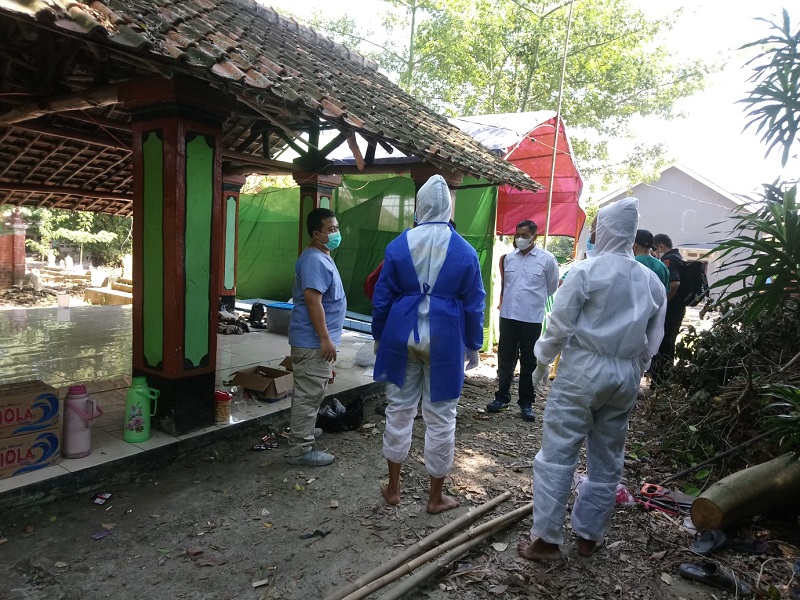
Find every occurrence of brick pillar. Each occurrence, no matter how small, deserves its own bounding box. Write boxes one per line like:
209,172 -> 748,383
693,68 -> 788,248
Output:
123,75 -> 230,435
0,210 -> 26,289
219,176 -> 244,312
292,172 -> 341,255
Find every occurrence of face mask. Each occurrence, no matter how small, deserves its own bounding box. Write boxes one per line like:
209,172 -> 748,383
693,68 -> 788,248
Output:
322,231 -> 341,251
515,237 -> 533,250
586,241 -> 595,252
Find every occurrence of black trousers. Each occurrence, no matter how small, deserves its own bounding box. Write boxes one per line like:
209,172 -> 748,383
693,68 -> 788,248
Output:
495,318 -> 542,406
651,302 -> 686,384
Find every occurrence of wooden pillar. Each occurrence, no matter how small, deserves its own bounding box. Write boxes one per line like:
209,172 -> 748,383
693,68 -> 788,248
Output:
123,76 -> 230,435
219,175 -> 244,312
292,172 -> 341,255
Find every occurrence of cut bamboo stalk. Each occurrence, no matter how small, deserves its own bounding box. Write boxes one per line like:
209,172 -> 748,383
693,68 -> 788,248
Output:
377,529 -> 496,600
322,491 -> 511,600
691,453 -> 800,530
339,502 -> 533,600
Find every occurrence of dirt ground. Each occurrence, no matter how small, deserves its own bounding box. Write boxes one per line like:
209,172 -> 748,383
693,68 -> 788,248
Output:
1,368 -> 799,600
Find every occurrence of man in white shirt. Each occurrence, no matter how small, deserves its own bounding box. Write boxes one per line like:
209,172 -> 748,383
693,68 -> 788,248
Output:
486,220 -> 559,421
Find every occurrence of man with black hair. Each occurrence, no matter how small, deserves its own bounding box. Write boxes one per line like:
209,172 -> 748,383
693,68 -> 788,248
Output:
285,207 -> 346,467
487,219 -> 558,422
651,233 -> 685,386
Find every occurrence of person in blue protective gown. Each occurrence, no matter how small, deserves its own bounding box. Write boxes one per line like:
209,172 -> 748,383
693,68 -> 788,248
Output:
372,174 -> 485,514
517,197 -> 666,560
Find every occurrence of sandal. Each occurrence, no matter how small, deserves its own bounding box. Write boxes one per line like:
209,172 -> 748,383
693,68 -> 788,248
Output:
678,561 -> 752,596
689,529 -> 728,556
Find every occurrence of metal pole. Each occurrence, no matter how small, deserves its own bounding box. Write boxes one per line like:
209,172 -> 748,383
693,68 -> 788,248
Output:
543,0 -> 575,251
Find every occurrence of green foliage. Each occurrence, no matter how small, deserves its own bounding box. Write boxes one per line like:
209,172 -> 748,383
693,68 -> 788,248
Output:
23,208 -> 131,267
762,385 -> 800,459
654,9 -> 800,469
711,185 -> 799,324
739,9 -> 800,168
308,0 -> 710,184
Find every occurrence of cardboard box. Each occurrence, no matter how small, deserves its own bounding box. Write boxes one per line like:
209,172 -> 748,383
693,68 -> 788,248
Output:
0,429 -> 62,480
231,366 -> 293,401
0,380 -> 61,439
279,356 -> 293,372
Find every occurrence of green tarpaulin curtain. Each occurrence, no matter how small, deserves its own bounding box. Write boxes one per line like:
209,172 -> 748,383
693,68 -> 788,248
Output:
237,175 -> 499,349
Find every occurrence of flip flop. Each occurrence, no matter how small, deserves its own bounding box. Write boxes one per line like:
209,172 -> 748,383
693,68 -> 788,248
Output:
678,561 -> 752,596
689,529 -> 728,556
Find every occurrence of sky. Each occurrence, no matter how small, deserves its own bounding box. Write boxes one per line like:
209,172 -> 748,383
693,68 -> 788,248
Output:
265,0 -> 798,197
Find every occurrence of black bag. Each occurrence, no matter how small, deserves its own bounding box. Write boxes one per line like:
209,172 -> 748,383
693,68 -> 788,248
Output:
249,302 -> 266,325
677,260 -> 710,307
315,397 -> 365,433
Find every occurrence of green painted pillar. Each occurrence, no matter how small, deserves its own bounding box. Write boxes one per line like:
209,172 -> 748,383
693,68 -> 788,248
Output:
125,76 -> 228,435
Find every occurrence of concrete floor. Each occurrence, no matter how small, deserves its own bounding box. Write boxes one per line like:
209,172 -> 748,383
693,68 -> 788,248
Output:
0,304 -> 375,496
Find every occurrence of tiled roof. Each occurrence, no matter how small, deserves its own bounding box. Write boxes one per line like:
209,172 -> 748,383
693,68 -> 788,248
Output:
0,0 -> 540,191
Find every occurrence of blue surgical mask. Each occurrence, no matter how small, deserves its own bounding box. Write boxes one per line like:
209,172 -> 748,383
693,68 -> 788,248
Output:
586,241 -> 595,252
323,231 -> 341,251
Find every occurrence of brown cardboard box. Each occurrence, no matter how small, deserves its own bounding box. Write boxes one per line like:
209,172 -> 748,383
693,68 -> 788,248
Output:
231,366 -> 293,401
0,380 -> 61,439
279,356 -> 293,372
0,428 -> 62,480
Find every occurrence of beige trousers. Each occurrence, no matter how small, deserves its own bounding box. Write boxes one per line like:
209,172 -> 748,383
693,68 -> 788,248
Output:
287,346 -> 333,458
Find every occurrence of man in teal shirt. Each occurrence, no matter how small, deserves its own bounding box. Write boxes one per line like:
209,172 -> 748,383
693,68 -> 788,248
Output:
633,230 -> 669,291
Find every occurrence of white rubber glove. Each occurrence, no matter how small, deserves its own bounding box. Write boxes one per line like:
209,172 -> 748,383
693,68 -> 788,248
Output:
465,349 -> 480,371
373,341 -> 379,355
533,362 -> 550,392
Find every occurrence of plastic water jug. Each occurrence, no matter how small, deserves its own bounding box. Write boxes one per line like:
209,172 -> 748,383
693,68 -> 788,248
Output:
123,377 -> 160,443
62,384 -> 104,459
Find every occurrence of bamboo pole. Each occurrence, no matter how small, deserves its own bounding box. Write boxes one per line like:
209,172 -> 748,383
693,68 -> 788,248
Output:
321,491 -> 512,600
339,502 -> 533,600
377,529 -> 496,600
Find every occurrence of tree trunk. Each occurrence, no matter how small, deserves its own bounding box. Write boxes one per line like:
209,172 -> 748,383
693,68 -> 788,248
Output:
690,453 -> 800,530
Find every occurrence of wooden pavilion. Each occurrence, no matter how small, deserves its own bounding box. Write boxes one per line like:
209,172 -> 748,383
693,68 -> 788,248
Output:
0,0 -> 539,434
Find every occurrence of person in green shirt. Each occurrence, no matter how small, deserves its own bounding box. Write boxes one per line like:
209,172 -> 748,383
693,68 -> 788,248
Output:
633,229 -> 669,291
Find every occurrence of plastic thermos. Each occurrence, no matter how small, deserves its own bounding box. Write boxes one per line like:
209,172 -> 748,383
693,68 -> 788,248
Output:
62,384 -> 104,458
123,377 -> 160,443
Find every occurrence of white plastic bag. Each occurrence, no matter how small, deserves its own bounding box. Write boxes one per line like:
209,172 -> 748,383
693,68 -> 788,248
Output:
354,343 -> 376,367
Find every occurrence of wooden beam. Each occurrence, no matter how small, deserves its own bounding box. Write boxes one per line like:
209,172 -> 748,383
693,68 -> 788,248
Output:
0,84 -> 120,125
0,183 -> 132,202
9,121 -> 130,150
221,149 -> 297,173
59,111 -> 130,132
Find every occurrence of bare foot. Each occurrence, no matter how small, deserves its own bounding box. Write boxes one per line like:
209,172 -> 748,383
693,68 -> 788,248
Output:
381,485 -> 400,506
426,494 -> 459,514
517,537 -> 561,561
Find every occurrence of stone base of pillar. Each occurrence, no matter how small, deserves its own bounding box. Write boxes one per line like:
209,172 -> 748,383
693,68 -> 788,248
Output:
140,371 -> 215,435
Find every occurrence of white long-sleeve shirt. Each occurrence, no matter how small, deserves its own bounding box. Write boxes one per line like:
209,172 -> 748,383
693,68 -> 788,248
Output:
499,246 -> 559,323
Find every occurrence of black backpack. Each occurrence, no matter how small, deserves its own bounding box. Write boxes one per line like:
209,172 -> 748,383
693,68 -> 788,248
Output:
249,302 -> 266,324
677,260 -> 709,307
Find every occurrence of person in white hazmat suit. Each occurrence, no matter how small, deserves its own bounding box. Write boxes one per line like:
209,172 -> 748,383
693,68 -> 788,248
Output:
372,174 -> 485,514
517,197 -> 666,561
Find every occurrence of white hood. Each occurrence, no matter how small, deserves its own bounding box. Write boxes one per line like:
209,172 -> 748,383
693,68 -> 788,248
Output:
593,197 -> 639,258
416,175 -> 452,224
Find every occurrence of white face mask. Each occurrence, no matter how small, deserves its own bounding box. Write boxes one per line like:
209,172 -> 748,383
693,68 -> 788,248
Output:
515,237 -> 533,250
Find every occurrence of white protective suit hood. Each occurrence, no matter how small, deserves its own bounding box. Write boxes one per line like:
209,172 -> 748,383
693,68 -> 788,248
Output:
592,197 -> 638,258
416,175 -> 452,224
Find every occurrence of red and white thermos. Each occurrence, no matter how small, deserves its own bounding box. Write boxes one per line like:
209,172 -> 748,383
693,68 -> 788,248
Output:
62,384 -> 104,459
